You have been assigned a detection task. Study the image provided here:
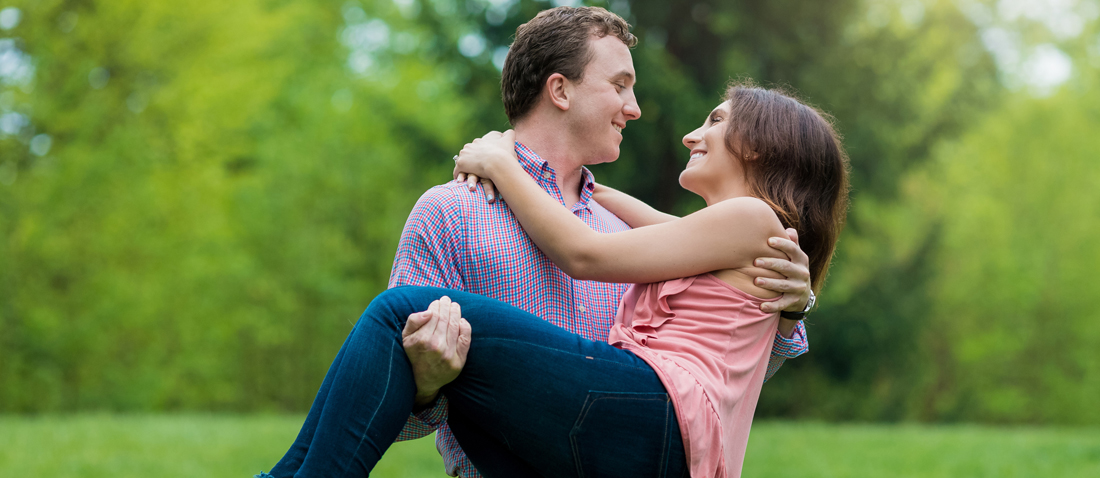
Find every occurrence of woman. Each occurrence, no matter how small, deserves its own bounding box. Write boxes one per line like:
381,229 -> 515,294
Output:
260,82 -> 849,478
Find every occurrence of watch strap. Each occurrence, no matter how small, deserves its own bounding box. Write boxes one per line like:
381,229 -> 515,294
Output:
779,310 -> 807,321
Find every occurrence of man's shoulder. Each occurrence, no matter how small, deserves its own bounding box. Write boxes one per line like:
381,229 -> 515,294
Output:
415,181 -> 510,213
407,181 -> 506,228
415,181 -> 464,206
409,182 -> 474,216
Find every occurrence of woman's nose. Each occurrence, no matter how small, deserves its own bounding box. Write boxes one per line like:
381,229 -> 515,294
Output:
682,126 -> 703,149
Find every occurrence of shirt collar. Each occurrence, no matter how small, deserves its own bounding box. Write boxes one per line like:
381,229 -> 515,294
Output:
514,142 -> 596,211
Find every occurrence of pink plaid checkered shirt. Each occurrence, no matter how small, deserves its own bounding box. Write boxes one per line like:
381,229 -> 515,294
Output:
388,143 -> 808,477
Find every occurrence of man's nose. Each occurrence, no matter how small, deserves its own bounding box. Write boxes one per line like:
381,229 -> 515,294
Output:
623,92 -> 641,121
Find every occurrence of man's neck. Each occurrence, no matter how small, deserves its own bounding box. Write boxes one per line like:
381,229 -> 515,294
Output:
514,123 -> 586,208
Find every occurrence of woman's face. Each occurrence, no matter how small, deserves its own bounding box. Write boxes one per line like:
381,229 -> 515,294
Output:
679,101 -> 749,204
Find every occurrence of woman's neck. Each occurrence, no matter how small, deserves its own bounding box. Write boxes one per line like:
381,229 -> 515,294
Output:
702,183 -> 752,207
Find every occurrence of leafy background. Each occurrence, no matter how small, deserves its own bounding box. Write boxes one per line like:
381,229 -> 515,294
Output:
1,0 -> 1098,427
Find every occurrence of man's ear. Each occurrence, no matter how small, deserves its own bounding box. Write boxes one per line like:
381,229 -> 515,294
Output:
546,73 -> 570,111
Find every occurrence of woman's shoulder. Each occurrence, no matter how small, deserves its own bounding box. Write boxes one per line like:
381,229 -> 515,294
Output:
708,197 -> 785,237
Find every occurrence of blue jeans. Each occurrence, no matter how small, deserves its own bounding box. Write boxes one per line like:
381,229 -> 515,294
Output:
263,286 -> 687,478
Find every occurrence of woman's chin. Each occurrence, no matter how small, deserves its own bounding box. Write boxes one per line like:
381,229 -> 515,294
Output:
678,172 -> 698,196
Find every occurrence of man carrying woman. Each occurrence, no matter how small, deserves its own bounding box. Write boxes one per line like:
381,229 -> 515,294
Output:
260,6 -> 838,478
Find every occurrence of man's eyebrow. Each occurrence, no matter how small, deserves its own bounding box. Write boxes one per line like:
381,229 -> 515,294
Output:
611,70 -> 635,81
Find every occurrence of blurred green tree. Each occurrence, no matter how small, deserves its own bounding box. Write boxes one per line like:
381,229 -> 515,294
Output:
0,0 -> 487,411
1,0 -> 1097,426
910,80 -> 1100,424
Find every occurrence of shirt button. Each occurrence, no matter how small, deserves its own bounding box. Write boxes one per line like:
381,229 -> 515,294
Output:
542,170 -> 552,179
577,305 -> 587,313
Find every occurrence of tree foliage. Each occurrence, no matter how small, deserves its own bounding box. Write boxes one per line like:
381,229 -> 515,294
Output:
1,0 -> 1097,424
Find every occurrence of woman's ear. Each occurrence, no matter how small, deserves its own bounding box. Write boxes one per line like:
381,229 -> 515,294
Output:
736,141 -> 760,161
546,73 -> 570,111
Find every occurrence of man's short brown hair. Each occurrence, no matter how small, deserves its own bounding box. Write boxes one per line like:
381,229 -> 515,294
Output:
501,6 -> 636,124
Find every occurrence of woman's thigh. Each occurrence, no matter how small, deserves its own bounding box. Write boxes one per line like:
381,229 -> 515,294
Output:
379,286 -> 687,478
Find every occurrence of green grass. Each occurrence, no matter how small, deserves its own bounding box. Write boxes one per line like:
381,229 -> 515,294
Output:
0,415 -> 1097,477
744,422 -> 1100,477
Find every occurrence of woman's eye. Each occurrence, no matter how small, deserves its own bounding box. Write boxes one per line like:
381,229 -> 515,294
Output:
710,115 -> 723,123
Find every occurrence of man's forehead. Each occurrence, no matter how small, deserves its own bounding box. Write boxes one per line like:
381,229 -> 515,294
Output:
587,35 -> 633,59
585,36 -> 636,78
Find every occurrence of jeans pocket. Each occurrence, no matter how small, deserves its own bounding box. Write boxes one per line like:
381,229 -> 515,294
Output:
568,391 -> 680,478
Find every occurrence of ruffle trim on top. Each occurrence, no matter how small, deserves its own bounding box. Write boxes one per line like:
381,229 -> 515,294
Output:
626,276 -> 698,346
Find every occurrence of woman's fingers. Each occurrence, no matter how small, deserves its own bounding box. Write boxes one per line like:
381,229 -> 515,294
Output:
466,174 -> 479,191
481,178 -> 496,203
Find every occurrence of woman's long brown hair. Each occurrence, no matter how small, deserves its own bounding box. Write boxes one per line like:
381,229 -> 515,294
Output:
723,82 -> 851,293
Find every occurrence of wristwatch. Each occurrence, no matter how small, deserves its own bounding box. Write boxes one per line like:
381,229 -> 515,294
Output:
780,289 -> 816,321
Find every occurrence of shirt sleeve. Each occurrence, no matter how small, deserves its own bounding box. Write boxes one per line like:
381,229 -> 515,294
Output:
396,395 -> 451,441
389,186 -> 465,440
763,321 -> 808,383
388,186 -> 466,290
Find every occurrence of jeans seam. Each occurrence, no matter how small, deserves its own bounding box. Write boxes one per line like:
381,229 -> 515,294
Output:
659,396 -> 671,478
569,392 -> 672,478
343,340 -> 395,477
569,395 -> 592,478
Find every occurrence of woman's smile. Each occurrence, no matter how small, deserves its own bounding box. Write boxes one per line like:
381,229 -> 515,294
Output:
687,150 -> 706,166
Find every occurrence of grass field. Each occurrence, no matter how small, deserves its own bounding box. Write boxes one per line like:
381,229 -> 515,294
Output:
1,414 -> 1097,477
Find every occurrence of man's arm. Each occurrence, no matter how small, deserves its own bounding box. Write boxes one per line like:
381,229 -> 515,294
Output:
757,229 -> 813,381
389,187 -> 470,439
764,321 -> 808,382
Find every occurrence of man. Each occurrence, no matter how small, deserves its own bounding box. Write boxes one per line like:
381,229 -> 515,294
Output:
389,6 -> 813,477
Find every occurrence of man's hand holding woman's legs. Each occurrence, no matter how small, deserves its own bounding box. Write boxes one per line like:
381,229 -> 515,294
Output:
402,296 -> 473,407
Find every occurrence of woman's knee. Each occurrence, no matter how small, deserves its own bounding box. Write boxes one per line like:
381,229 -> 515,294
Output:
361,286 -> 442,330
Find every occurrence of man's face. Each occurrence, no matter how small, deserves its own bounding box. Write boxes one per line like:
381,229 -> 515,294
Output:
566,35 -> 641,165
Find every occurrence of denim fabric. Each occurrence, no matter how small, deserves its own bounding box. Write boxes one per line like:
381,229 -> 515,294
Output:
263,286 -> 687,478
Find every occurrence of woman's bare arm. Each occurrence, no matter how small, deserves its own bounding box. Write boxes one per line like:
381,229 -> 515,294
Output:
592,183 -> 679,228
455,132 -> 787,285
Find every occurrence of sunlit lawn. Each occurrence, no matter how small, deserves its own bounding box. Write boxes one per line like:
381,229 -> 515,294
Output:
0,414 -> 1097,477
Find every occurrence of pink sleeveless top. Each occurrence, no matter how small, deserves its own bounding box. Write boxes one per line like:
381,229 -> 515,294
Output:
607,273 -> 779,478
